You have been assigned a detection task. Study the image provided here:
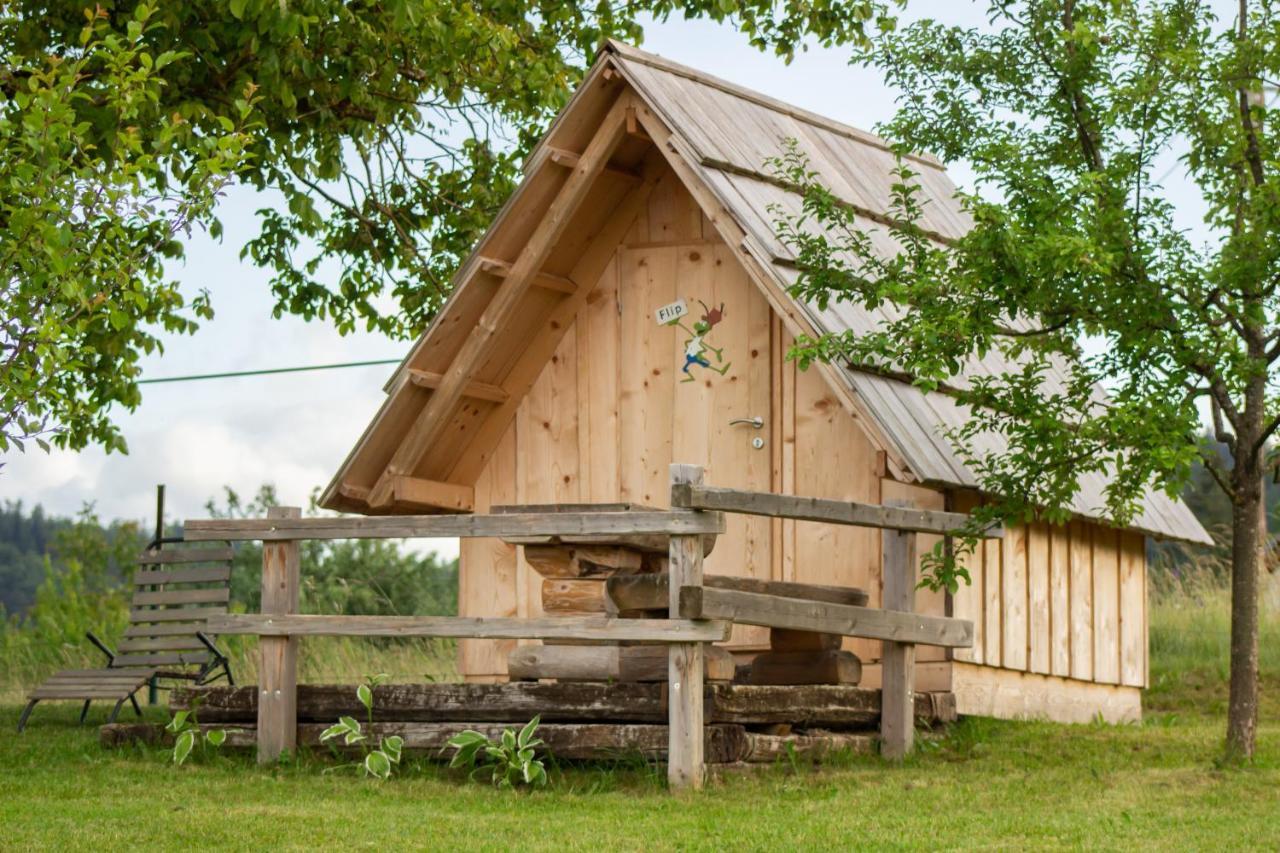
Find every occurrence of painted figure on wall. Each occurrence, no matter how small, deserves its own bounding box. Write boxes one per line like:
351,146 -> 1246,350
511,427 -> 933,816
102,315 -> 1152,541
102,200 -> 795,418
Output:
668,300 -> 731,382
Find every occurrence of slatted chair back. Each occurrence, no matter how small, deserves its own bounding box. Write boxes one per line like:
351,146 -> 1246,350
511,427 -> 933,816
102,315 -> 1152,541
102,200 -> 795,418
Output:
117,545 -> 235,674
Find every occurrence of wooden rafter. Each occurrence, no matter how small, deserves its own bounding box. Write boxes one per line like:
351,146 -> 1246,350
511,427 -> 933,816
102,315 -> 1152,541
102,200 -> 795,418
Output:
367,95 -> 637,508
545,146 -> 641,182
477,257 -> 577,295
407,369 -> 508,404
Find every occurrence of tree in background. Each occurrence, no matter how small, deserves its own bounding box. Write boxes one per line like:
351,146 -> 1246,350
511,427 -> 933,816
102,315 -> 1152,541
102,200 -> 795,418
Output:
771,0 -> 1278,758
1,0 -> 882,456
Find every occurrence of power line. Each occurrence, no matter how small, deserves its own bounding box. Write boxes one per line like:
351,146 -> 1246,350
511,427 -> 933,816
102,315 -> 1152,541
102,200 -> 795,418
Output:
138,358 -> 401,385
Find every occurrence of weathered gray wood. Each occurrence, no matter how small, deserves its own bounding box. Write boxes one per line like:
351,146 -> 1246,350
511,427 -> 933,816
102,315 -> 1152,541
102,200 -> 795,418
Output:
116,637 -> 208,653
207,613 -> 732,643
670,483 -> 1004,538
171,682 -> 957,726
258,506 -> 300,765
135,547 -> 235,565
608,573 -> 868,612
748,650 -> 862,686
124,622 -> 217,638
679,586 -> 973,648
667,463 -> 706,791
740,730 -> 875,763
184,510 -> 725,542
111,652 -> 210,667
507,644 -> 736,682
102,721 -> 750,763
133,566 -> 232,586
503,532 -> 716,557
129,605 -> 227,623
130,588 -> 229,607
881,518 -> 918,761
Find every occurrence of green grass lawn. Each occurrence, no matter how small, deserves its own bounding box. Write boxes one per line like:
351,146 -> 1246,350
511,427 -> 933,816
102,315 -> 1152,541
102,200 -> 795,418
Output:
1,588 -> 1277,850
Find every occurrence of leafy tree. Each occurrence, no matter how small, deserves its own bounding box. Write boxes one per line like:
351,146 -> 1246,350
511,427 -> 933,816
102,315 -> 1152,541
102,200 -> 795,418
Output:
772,0 -> 1278,758
0,4 -> 254,454
1,0 -> 881,455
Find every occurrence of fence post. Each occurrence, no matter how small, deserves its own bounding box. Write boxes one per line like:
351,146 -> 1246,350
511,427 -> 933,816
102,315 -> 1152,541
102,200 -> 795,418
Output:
668,463 -> 705,790
258,505 -> 301,764
880,500 -> 918,760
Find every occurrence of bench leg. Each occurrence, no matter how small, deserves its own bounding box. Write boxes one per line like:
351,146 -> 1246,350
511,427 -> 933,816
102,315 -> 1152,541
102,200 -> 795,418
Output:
79,700 -> 92,724
129,693 -> 143,717
16,700 -> 38,733
107,699 -> 126,724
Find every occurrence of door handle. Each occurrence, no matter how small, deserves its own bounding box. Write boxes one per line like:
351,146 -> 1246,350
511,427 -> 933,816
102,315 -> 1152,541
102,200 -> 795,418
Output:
729,416 -> 764,429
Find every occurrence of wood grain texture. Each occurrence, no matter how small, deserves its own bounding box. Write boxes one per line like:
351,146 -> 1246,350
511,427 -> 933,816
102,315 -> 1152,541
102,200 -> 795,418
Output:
1092,527 -> 1121,685
1068,520 -> 1094,681
667,463 -> 706,790
606,573 -> 868,612
880,521 -> 917,760
257,506 -> 300,764
507,643 -> 736,682
208,613 -> 732,643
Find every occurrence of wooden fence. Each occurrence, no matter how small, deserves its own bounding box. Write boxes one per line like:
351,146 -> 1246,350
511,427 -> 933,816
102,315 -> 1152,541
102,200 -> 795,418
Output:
186,463 -> 992,789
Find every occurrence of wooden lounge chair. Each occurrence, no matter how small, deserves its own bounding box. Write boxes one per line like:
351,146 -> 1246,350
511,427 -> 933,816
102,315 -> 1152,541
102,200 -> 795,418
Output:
17,545 -> 236,732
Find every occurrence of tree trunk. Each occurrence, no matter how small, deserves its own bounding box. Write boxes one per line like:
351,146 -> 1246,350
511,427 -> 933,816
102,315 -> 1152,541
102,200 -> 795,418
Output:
1227,456 -> 1263,759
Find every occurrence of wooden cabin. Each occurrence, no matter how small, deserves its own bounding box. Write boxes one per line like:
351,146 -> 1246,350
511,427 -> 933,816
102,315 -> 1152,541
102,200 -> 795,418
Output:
321,41 -> 1211,724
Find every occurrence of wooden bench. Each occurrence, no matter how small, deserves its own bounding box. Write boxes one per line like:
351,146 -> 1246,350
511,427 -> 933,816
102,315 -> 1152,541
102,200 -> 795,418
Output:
17,545 -> 236,732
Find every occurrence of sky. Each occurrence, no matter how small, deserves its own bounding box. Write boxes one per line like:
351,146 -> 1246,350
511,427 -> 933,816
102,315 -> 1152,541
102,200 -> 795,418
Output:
0,4 -> 1213,557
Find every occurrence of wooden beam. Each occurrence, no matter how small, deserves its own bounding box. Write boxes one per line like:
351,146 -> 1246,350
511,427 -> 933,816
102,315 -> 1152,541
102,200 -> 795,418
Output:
476,256 -> 577,296
367,95 -> 636,507
668,463 -> 706,791
678,586 -> 973,648
407,369 -> 509,404
881,515 -> 919,760
383,475 -> 474,513
544,147 -> 642,182
184,509 -> 725,542
606,573 -> 868,613
507,644 -> 736,683
207,613 -> 732,643
671,484 -> 1003,538
257,506 -> 300,765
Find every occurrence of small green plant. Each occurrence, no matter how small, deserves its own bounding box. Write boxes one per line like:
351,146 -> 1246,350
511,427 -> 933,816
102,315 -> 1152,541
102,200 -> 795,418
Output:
319,674 -> 404,780
166,704 -> 231,766
447,716 -> 548,789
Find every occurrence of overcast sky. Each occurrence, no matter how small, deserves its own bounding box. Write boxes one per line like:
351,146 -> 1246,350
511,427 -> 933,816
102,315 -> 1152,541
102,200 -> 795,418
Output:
0,4 -> 1211,558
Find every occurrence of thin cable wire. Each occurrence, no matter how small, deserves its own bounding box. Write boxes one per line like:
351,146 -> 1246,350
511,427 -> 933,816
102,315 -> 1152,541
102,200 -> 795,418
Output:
137,358 -> 400,384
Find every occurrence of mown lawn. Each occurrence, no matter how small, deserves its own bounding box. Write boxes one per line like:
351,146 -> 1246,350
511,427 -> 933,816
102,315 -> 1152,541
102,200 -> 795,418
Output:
1,588 -> 1277,850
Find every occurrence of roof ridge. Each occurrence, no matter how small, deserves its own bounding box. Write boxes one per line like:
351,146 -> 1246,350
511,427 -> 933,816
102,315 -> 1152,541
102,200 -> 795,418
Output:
602,39 -> 944,170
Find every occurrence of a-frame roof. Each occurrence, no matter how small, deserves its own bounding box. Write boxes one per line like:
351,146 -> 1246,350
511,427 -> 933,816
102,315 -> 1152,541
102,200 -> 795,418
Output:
321,40 -> 1210,546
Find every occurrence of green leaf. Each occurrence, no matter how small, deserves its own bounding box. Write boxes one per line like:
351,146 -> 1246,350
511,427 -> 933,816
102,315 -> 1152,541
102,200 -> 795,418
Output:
173,730 -> 195,765
382,735 -> 404,764
517,715 -> 540,750
364,750 -> 392,780
166,710 -> 190,733
229,0 -> 247,19
356,683 -> 373,714
205,728 -> 227,748
319,722 -> 348,743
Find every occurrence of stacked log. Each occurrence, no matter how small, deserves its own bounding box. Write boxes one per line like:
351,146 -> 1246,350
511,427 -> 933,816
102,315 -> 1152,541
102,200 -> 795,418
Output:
747,628 -> 862,686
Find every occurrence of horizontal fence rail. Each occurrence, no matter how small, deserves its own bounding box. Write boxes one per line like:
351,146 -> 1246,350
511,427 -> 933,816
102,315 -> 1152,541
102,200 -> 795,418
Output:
670,484 -> 1003,538
208,614 -> 732,643
184,510 -> 725,542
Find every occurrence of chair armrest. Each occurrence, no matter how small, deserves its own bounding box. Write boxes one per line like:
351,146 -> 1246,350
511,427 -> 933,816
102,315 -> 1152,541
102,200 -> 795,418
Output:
85,631 -> 116,665
195,631 -> 228,660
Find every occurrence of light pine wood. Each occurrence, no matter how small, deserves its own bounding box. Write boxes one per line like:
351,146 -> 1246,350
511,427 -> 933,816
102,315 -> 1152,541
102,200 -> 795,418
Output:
541,578 -> 608,614
667,464 -> 706,790
507,643 -> 736,682
951,661 -> 1141,724
185,509 -> 724,541
1068,519 -> 1094,682
1118,531 -> 1146,687
673,483 -> 1002,537
984,532 -> 1003,667
1049,524 -> 1071,677
678,586 -> 971,647
381,475 -> 474,512
524,545 -> 644,578
1001,523 -> 1028,671
477,256 -> 578,295
407,369 -> 510,404
368,95 -> 637,506
1092,527 -> 1121,684
1028,523 -> 1051,675
880,480 -> 948,664
209,613 -> 731,643
949,492 -> 983,665
258,506 -> 300,764
880,518 -> 918,760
